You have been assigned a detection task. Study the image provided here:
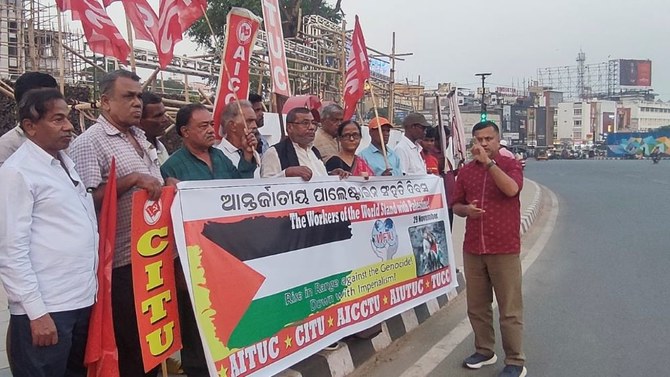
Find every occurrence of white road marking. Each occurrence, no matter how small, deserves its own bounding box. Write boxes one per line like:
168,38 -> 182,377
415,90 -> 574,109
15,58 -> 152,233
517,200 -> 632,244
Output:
399,187 -> 560,377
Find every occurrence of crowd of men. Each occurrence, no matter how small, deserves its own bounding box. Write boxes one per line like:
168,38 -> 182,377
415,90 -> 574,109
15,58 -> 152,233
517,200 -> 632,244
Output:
0,70 -> 527,377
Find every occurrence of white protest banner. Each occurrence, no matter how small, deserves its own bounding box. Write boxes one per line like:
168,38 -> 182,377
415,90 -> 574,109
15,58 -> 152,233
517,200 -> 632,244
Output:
171,175 -> 458,376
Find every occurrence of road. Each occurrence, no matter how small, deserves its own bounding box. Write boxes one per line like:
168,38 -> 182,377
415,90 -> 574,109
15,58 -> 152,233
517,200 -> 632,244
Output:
350,159 -> 670,377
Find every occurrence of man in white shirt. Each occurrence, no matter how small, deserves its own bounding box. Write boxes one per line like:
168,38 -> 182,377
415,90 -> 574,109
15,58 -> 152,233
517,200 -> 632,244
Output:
217,100 -> 260,178
261,107 -> 348,180
395,112 -> 430,175
0,72 -> 59,167
0,88 -> 98,377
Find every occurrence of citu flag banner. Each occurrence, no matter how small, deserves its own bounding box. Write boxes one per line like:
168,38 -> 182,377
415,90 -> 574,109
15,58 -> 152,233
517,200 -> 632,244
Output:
212,7 -> 261,139
261,0 -> 291,97
343,16 -> 370,120
130,188 -> 182,372
55,0 -> 130,63
84,158 -> 119,377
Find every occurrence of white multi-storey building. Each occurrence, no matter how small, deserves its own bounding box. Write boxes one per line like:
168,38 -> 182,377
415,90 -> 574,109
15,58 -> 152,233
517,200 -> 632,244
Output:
619,100 -> 670,131
557,101 -> 617,145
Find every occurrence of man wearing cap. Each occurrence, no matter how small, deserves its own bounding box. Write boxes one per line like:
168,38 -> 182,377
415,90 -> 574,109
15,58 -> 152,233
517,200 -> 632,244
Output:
0,72 -> 59,167
395,112 -> 430,175
314,104 -> 344,163
358,117 -> 402,176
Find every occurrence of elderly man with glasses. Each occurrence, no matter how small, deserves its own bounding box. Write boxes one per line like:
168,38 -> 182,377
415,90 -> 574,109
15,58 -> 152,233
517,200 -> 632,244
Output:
261,107 -> 348,181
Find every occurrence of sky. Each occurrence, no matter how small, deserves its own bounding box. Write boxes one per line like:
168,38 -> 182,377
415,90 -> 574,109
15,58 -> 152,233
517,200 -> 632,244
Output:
95,0 -> 670,99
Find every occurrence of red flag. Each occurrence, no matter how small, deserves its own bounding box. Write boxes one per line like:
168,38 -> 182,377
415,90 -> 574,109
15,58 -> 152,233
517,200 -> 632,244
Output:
85,159 -> 120,377
64,0 -> 130,63
343,16 -> 370,120
55,0 -> 71,11
261,0 -> 291,97
156,0 -> 188,68
172,0 -> 208,32
212,7 -> 261,138
103,0 -> 159,44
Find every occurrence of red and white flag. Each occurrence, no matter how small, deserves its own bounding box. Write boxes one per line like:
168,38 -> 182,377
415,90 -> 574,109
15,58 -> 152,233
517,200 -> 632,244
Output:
175,0 -> 208,32
261,0 -> 290,97
155,0 -> 207,68
57,0 -> 130,63
212,7 -> 261,138
343,16 -> 370,120
103,0 -> 159,44
448,91 -> 467,164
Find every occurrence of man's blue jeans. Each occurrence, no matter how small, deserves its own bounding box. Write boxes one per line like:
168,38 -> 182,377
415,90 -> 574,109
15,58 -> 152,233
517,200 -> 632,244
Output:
9,307 -> 91,377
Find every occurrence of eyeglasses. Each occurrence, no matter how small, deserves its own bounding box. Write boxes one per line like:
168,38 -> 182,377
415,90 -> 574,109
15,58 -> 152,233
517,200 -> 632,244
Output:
289,120 -> 319,127
340,133 -> 361,141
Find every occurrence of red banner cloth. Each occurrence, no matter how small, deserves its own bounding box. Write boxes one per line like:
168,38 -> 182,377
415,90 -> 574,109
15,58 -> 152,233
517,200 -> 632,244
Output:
57,0 -> 130,63
85,159 -> 120,377
343,16 -> 370,120
212,7 -> 261,138
261,0 -> 291,97
130,188 -> 182,372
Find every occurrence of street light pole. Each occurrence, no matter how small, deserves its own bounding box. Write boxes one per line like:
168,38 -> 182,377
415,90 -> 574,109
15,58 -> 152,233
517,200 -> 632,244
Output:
475,72 -> 492,121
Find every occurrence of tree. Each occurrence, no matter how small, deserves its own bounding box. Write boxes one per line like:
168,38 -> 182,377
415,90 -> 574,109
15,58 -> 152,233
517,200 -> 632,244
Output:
187,0 -> 342,53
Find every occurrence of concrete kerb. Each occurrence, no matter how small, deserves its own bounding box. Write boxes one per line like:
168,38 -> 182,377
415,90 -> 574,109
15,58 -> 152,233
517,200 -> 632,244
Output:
278,180 -> 545,377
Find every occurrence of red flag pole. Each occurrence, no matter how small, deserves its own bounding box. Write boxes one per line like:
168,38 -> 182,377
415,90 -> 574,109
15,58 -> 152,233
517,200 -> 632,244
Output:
203,6 -> 263,162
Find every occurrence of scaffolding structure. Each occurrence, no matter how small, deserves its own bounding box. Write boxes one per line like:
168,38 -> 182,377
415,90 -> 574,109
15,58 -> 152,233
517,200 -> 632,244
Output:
0,0 -> 90,84
0,3 -> 395,109
537,53 -> 613,101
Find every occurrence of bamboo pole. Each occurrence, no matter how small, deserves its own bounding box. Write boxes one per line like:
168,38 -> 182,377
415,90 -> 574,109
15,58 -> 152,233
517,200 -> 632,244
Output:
198,88 -> 213,105
0,85 -> 14,100
368,81 -> 390,170
56,7 -> 65,94
126,19 -> 137,73
60,42 -> 107,73
142,67 -> 162,91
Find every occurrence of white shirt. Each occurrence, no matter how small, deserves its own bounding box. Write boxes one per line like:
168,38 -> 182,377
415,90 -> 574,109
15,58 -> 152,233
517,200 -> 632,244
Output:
0,125 -> 27,167
394,135 -> 427,175
0,140 -> 98,319
216,138 -> 260,178
261,142 -> 328,178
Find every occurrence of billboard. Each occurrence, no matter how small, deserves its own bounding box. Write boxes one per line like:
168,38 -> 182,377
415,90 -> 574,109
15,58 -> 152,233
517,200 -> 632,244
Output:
619,60 -> 652,87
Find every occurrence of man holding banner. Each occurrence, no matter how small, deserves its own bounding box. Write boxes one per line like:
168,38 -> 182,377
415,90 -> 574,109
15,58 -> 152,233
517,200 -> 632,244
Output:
162,103 -> 257,377
70,70 -> 166,377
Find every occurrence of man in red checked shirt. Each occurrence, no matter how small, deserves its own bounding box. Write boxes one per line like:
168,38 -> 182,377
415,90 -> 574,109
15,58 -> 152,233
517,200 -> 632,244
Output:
452,121 -> 527,377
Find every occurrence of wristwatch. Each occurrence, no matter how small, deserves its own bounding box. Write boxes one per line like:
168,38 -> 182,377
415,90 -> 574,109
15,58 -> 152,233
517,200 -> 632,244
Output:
486,160 -> 497,169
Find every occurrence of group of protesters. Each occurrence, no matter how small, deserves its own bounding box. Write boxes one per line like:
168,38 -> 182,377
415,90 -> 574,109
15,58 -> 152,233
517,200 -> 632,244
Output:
0,69 -> 527,377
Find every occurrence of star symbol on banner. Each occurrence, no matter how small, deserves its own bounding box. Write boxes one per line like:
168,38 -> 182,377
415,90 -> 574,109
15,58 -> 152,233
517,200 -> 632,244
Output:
284,335 -> 293,349
218,365 -> 228,377
425,280 -> 431,289
383,295 -> 389,305
328,316 -> 335,327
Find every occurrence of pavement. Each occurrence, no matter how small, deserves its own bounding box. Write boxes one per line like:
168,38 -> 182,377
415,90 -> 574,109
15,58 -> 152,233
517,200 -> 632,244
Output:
0,179 -> 542,377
